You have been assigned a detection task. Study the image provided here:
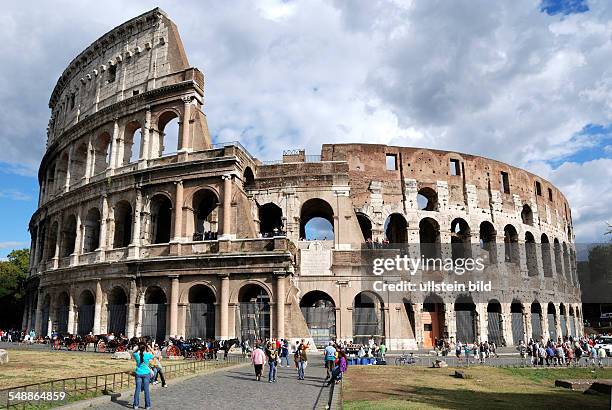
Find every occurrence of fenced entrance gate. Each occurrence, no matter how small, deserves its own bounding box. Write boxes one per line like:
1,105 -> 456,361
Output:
301,306 -> 336,347
512,312 -> 524,345
238,301 -> 270,346
78,305 -> 94,335
41,306 -> 50,337
560,314 -> 567,338
455,310 -> 475,344
531,313 -> 542,340
57,306 -> 69,334
547,313 -> 556,340
142,304 -> 167,342
570,316 -> 576,336
487,311 -> 502,345
186,303 -> 215,339
107,304 -> 127,335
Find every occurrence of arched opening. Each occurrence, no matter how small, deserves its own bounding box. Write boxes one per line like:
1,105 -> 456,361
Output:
352,291 -> 384,345
123,121 -> 142,165
510,300 -> 525,345
531,302 -> 542,341
455,295 -> 476,344
61,215 -> 77,257
553,238 -> 563,279
243,167 -> 255,189
563,243 -> 571,282
77,290 -> 95,336
93,132 -> 111,175
150,195 -> 172,244
559,303 -> 567,338
192,189 -> 219,240
503,225 -> 519,263
300,198 -> 334,241
479,221 -> 497,263
113,201 -> 133,248
547,302 -> 557,341
385,213 -> 408,245
541,234 -> 553,278
55,153 -> 69,192
41,294 -> 51,337
422,294 -> 445,348
107,287 -> 127,336
451,218 -> 471,260
419,217 -> 440,259
83,208 -> 101,253
46,164 -> 56,196
356,213 -> 373,243
57,292 -> 70,334
71,143 -> 88,183
521,204 -> 533,226
569,306 -> 576,337
186,285 -> 216,339
157,111 -> 179,157
46,221 -> 58,260
142,286 -> 167,343
238,284 -> 271,346
487,300 -> 503,345
300,291 -> 336,347
258,203 -> 283,237
525,232 -> 538,277
417,187 -> 437,211
403,299 -> 416,340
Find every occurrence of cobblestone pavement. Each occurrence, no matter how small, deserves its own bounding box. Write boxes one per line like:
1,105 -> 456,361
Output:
92,360 -> 332,410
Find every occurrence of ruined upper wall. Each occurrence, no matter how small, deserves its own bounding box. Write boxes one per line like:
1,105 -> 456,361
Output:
47,8 -> 189,144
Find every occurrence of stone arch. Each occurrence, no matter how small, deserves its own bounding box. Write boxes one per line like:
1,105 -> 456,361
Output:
41,294 -> 51,337
559,303 -> 568,338
419,217 -> 440,259
454,295 -> 476,344
451,218 -> 472,260
83,207 -> 101,253
186,284 -> 216,339
156,110 -> 180,157
300,290 -> 336,347
356,212 -> 373,243
107,286 -> 128,336
71,142 -> 88,183
510,299 -> 525,345
238,283 -> 271,345
486,299 -> 503,345
56,291 -> 70,334
547,302 -> 557,340
384,213 -> 408,244
46,221 -> 59,260
417,187 -> 438,211
93,131 -> 112,175
553,238 -> 563,279
113,200 -> 133,248
123,120 -> 142,165
503,224 -> 519,263
149,194 -> 173,244
525,231 -> 538,277
142,286 -> 167,342
479,221 -> 497,262
300,198 -> 334,241
77,289 -> 95,336
258,202 -> 283,237
61,214 -> 77,257
243,167 -> 255,189
352,291 -> 384,345
55,152 -> 69,192
530,301 -> 543,340
521,204 -> 534,226
192,188 -> 220,240
541,234 -> 553,277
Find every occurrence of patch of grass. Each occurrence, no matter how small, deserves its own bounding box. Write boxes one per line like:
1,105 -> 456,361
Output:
500,367 -> 612,384
342,366 -> 611,410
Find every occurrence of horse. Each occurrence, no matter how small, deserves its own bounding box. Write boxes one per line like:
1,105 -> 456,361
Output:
219,338 -> 240,360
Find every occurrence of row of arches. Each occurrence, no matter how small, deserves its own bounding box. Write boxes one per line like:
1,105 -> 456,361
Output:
43,111 -> 181,199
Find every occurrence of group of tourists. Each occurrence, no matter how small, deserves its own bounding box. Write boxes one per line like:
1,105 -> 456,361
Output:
131,342 -> 169,409
0,328 -> 21,342
518,335 -> 608,367
250,338 -> 348,385
452,340 -> 499,363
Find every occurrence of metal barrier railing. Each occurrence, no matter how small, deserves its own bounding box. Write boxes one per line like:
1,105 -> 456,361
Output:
1,355 -> 248,409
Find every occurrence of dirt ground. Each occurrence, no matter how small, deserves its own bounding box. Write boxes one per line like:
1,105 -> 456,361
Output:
342,365 -> 612,409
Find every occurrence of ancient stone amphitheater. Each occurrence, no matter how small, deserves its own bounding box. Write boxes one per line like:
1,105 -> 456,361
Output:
24,8 -> 582,350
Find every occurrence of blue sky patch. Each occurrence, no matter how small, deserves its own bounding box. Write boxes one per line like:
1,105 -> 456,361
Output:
540,0 -> 589,16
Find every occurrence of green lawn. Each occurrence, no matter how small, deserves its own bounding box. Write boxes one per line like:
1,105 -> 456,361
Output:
342,366 -> 612,409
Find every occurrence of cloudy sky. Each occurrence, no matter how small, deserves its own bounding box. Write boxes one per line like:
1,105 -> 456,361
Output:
0,0 -> 610,257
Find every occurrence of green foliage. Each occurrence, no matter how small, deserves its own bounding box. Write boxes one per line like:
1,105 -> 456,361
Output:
0,248 -> 30,300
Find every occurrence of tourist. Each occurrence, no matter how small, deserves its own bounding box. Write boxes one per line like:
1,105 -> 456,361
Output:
296,342 -> 308,380
251,344 -> 265,381
378,341 -> 387,361
132,343 -> 153,410
455,341 -> 463,360
265,342 -> 279,383
323,341 -> 337,379
326,350 -> 347,386
597,345 -> 606,368
280,339 -> 290,367
151,344 -> 168,388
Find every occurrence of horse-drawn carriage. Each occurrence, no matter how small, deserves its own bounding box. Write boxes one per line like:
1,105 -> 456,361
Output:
165,338 -> 211,360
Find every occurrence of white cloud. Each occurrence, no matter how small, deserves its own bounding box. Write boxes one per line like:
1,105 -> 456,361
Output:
0,189 -> 32,201
0,0 -> 611,241
0,241 -> 28,249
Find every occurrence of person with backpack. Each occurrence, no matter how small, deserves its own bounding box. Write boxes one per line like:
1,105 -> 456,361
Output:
132,343 -> 153,410
265,342 -> 279,383
295,342 -> 308,380
326,350 -> 347,386
323,341 -> 337,379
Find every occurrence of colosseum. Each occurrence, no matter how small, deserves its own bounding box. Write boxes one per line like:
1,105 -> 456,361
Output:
24,8 -> 583,350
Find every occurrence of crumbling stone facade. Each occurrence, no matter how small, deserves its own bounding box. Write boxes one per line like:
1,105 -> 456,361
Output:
24,8 -> 582,350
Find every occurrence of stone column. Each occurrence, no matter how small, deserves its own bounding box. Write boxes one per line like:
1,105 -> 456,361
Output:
64,144 -> 74,192
219,275 -> 229,339
169,275 -> 179,337
179,97 -> 192,152
221,174 -> 232,239
93,280 -> 103,334
34,289 -> 44,336
518,239 -> 528,276
53,216 -> 63,269
33,223 -> 43,268
275,272 -> 286,339
501,303 -> 513,345
140,107 -> 151,162
444,305 -> 456,342
67,288 -> 75,335
475,303 -> 488,343
540,306 -> 549,342
98,195 -> 108,261
85,136 -> 93,180
70,208 -> 83,266
524,310 -> 532,342
129,189 -> 142,258
554,303 -> 562,341
173,181 -> 184,241
109,119 -> 120,171
413,303 -> 424,348
127,278 -> 137,338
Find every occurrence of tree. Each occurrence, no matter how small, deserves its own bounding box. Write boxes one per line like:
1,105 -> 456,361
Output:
0,248 -> 30,328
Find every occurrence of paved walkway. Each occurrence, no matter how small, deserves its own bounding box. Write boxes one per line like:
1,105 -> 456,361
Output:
92,360 -> 332,410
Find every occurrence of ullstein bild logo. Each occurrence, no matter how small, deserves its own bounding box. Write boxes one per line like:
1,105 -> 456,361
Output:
369,254 -> 492,294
